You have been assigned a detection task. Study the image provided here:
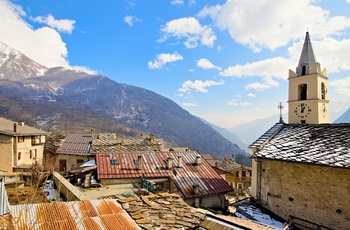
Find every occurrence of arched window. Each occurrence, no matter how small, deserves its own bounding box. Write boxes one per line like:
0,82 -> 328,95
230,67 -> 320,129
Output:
299,84 -> 307,100
321,83 -> 327,99
299,64 -> 308,76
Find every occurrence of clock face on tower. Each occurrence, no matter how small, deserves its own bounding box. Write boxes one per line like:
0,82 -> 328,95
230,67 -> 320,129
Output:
294,103 -> 311,119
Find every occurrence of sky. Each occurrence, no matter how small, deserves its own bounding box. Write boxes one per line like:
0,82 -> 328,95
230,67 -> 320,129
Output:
1,0 -> 350,128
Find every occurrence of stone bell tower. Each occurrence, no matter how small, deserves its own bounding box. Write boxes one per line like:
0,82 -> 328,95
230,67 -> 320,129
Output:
288,32 -> 330,124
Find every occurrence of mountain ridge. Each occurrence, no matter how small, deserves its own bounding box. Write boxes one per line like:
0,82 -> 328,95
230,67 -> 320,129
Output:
0,41 -> 248,159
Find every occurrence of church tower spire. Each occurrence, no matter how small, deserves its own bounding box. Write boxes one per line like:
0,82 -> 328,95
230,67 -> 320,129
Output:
287,32 -> 330,124
296,32 -> 317,76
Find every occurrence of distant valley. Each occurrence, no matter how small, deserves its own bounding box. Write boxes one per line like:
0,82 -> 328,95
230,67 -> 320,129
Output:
0,41 -> 248,161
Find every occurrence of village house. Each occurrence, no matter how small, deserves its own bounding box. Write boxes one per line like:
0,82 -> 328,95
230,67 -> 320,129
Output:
250,32 -> 350,229
0,117 -> 49,174
55,133 -> 98,172
55,133 -> 164,172
202,154 -> 251,196
95,151 -> 233,210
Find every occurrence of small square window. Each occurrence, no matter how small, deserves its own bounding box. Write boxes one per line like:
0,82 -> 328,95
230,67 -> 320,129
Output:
110,159 -> 119,165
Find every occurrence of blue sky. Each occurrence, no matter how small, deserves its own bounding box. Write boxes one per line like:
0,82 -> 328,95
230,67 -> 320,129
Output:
1,0 -> 350,128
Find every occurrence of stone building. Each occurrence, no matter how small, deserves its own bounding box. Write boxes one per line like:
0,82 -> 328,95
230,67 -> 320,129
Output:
96,151 -> 233,210
250,32 -> 350,229
0,117 -> 49,174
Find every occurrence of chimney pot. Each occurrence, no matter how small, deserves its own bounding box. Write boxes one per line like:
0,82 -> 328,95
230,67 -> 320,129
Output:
166,157 -> 174,169
195,155 -> 202,166
193,184 -> 199,195
137,155 -> 142,170
177,155 -> 183,168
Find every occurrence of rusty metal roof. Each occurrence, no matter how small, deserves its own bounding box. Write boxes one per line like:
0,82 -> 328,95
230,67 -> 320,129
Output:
8,199 -> 141,230
57,133 -> 98,156
96,151 -> 233,199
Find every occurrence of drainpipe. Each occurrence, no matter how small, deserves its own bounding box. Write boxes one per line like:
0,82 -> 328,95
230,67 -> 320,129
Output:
13,123 -> 18,167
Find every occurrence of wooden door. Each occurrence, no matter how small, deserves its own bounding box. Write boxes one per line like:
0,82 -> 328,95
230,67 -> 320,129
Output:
59,159 -> 67,171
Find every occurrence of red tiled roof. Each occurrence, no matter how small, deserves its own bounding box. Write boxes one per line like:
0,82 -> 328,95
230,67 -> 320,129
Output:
57,133 -> 98,156
96,151 -> 233,198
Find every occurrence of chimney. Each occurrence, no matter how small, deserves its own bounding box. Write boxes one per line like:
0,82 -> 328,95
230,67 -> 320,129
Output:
137,155 -> 142,170
13,123 -> 17,132
194,155 -> 202,166
166,157 -> 173,169
193,184 -> 199,195
177,155 -> 183,168
19,121 -> 24,126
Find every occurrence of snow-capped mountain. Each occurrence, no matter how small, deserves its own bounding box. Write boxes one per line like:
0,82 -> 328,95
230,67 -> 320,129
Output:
0,41 -> 48,80
0,41 -> 248,159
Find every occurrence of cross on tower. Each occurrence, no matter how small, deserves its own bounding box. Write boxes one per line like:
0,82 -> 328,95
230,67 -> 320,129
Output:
278,102 -> 284,123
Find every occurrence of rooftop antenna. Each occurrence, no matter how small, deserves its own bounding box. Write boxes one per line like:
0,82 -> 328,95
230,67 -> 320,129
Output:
278,102 -> 284,123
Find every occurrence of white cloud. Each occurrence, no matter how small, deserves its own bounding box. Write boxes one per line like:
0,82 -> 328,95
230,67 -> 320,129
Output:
0,1 -> 70,68
72,65 -> 98,75
198,0 -> 350,52
124,15 -> 141,26
240,102 -> 252,106
171,0 -> 184,5
183,102 -> 199,107
248,93 -> 256,97
330,75 -> 350,98
245,82 -> 271,91
148,52 -> 183,69
158,17 -> 216,48
220,57 -> 293,79
31,14 -> 75,33
196,58 -> 222,70
227,99 -> 251,106
179,79 -> 224,93
227,99 -> 238,106
290,37 -> 350,73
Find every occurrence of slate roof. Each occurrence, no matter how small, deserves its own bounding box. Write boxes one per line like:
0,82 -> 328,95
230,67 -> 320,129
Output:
0,117 -> 49,136
250,123 -> 350,168
96,151 -> 233,199
8,199 -> 141,230
91,136 -> 164,153
56,133 -> 98,156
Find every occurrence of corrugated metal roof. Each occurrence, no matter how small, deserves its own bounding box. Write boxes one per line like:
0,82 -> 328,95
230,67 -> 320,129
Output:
0,179 -> 9,216
57,133 -> 98,156
96,151 -> 233,198
8,199 -> 141,230
252,124 -> 350,168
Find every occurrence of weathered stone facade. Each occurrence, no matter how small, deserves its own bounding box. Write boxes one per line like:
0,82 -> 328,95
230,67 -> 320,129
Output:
254,159 -> 350,229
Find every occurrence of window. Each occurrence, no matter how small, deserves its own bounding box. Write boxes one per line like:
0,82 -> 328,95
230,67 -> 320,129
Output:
18,152 -> 21,161
321,83 -> 327,99
30,150 -> 33,159
301,65 -> 307,76
242,171 -> 246,177
34,149 -> 37,158
32,136 -> 42,145
299,84 -> 307,100
18,136 -> 24,143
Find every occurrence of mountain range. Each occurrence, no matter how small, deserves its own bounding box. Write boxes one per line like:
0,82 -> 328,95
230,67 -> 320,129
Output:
0,41 -> 248,159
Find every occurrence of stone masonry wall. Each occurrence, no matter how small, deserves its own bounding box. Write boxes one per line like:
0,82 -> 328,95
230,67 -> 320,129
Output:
0,135 -> 13,173
259,160 -> 350,229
